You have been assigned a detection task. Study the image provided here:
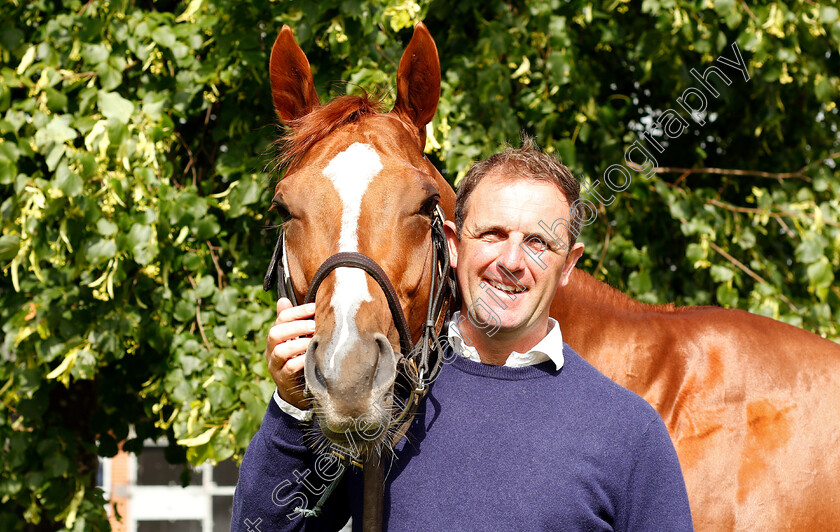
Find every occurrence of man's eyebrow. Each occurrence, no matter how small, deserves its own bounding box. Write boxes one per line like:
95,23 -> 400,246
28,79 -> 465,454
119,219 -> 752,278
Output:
470,223 -> 508,234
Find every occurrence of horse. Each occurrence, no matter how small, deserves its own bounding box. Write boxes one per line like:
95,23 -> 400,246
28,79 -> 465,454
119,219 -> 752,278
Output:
265,22 -> 840,531
265,23 -> 453,529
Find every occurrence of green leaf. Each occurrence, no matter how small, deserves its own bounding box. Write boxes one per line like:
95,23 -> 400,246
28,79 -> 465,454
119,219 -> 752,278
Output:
85,239 -> 116,267
177,426 -> 217,447
182,252 -> 203,271
227,311 -> 250,337
180,354 -> 202,375
96,219 -> 118,236
174,299 -> 195,322
820,6 -> 839,23
207,383 -> 234,410
195,275 -> 216,298
807,258 -> 834,290
45,87 -> 68,112
229,409 -> 254,448
685,243 -> 705,263
127,223 -> 153,249
710,265 -> 734,283
795,233 -> 826,265
82,43 -> 109,64
35,115 -> 76,147
215,287 -> 239,315
54,163 -> 82,196
628,270 -> 652,294
0,234 -> 21,261
151,26 -> 177,49
716,284 -> 738,307
192,216 -> 220,239
69,349 -> 96,380
98,91 -> 134,123
0,477 -> 23,497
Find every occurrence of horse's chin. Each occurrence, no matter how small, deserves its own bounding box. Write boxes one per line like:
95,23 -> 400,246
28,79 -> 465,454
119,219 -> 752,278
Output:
319,423 -> 387,453
313,400 -> 393,452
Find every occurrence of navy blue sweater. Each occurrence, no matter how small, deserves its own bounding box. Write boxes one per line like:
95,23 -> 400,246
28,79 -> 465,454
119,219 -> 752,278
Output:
232,344 -> 693,531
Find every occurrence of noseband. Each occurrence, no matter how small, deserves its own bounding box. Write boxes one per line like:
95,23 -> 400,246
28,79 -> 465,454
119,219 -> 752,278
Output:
263,206 -> 456,434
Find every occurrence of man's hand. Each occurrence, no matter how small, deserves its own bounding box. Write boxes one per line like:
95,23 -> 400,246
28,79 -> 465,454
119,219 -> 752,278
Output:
266,298 -> 316,410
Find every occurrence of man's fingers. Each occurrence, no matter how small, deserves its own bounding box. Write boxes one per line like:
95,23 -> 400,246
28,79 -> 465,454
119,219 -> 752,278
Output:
270,337 -> 311,364
278,302 -> 316,324
267,320 -> 316,347
274,297 -> 294,325
283,352 -> 306,375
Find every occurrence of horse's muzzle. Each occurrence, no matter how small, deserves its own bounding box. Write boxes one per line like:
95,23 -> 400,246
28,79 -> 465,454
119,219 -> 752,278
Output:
304,332 -> 397,437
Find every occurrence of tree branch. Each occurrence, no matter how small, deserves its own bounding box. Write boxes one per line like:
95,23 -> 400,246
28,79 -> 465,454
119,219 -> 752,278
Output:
656,151 -> 840,184
708,241 -> 799,313
206,241 -> 226,290
706,198 -> 840,227
655,166 -> 812,182
187,275 -> 212,350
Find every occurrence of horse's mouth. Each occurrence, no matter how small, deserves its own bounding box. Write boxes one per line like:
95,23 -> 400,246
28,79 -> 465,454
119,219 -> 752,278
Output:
315,410 -> 391,452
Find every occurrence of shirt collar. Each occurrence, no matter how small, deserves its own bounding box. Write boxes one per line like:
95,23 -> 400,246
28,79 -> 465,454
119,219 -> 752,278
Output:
447,311 -> 564,370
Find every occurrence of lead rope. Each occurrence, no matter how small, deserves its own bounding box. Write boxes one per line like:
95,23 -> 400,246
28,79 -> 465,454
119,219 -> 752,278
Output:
291,452 -> 352,518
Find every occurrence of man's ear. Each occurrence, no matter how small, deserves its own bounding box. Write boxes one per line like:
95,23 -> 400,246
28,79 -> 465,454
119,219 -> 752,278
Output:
559,242 -> 584,287
443,220 -> 459,270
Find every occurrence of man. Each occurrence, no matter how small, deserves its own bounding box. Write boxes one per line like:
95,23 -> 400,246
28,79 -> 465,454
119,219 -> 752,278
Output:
232,139 -> 693,530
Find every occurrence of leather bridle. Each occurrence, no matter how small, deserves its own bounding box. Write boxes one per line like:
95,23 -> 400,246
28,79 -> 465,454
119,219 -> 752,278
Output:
263,205 -> 457,439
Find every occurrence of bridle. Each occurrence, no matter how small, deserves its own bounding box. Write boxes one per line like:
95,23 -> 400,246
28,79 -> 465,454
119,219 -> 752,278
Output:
263,205 -> 457,440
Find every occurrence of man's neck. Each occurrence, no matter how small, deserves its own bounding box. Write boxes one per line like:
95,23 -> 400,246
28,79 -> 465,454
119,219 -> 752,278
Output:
459,315 -> 551,366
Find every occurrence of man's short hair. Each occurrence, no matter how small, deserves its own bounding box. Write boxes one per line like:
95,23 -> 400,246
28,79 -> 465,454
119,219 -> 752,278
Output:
454,135 -> 585,246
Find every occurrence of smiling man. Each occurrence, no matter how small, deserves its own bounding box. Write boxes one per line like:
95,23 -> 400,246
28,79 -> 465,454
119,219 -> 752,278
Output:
233,138 -> 693,531
444,144 -> 585,366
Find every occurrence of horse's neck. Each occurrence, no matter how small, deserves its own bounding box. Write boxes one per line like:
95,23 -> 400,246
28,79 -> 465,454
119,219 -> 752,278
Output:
552,269 -> 668,369
440,179 -> 456,219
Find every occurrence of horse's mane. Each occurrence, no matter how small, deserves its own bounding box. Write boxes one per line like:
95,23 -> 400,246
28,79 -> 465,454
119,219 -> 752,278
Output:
274,92 -> 385,171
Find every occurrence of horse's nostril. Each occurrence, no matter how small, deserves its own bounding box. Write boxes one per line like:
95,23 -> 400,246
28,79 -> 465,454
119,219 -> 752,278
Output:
314,363 -> 327,390
375,336 -> 390,357
373,334 -> 396,390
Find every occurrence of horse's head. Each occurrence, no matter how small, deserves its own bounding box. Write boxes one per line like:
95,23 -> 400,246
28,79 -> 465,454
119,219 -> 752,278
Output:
267,24 -> 454,451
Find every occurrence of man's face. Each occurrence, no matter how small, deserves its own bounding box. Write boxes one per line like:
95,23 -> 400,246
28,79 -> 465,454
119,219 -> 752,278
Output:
445,172 -> 584,348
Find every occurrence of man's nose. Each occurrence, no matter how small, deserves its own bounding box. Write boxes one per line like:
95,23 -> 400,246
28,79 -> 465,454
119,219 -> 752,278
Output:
496,237 -> 527,272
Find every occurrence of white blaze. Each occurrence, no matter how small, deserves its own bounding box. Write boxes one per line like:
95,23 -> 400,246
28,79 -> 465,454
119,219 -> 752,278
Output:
323,143 -> 383,369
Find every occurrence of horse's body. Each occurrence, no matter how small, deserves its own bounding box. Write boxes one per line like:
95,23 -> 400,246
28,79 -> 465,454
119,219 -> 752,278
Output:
555,274 -> 840,530
267,23 -> 840,531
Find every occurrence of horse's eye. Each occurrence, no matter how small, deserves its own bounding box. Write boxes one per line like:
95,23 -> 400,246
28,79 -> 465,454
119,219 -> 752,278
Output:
419,195 -> 439,217
270,200 -> 292,222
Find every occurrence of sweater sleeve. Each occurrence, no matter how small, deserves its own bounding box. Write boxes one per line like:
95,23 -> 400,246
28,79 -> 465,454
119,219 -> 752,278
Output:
621,416 -> 694,532
231,398 -> 352,532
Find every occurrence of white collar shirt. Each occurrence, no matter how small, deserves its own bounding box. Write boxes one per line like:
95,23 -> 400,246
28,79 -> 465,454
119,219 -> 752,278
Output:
446,311 -> 565,370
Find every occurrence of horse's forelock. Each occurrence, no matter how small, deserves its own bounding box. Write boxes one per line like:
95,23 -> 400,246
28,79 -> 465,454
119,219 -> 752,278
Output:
274,92 -> 385,172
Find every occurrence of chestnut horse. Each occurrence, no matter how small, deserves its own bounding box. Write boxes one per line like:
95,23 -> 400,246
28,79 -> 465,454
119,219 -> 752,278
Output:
267,23 -> 840,531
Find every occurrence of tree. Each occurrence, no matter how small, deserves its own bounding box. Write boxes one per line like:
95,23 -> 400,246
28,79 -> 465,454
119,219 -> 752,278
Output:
1,0 -> 837,529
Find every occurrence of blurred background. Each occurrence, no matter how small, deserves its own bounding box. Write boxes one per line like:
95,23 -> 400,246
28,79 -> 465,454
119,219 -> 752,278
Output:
1,0 -> 838,529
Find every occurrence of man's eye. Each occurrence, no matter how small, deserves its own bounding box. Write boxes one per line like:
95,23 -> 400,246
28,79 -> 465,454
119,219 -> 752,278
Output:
526,236 -> 547,252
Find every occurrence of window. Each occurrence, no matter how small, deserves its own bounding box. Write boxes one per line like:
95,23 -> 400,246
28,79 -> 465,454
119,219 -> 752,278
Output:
99,439 -> 238,532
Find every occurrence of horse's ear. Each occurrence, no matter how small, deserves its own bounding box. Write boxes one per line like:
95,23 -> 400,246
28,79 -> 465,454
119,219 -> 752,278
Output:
270,25 -> 321,124
392,22 -> 441,133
